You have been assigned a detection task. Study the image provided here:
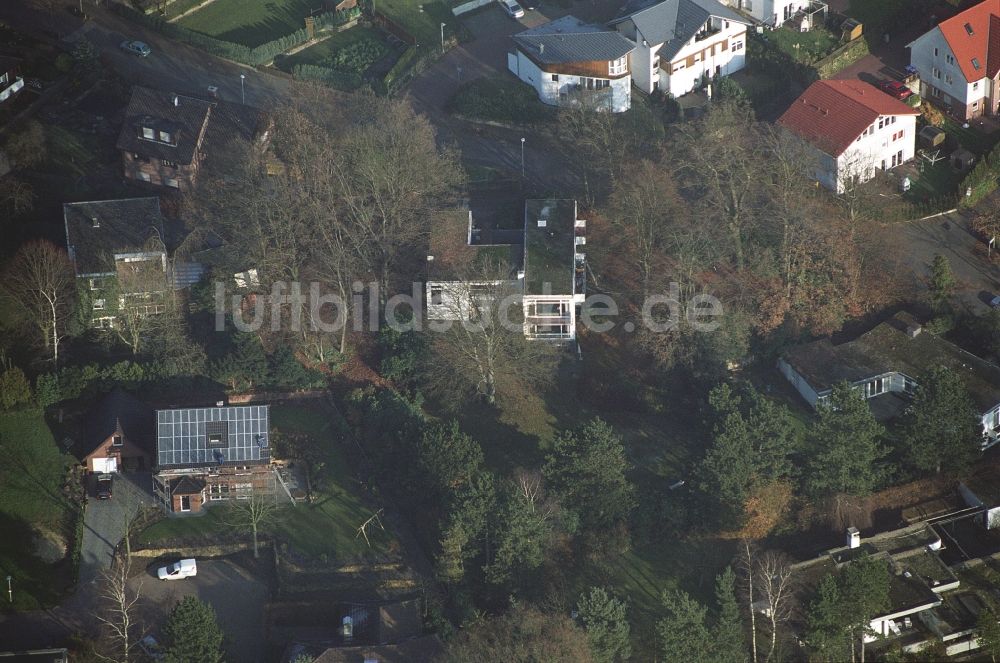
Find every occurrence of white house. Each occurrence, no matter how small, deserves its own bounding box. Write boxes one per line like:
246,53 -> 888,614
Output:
610,0 -> 750,97
776,79 -> 919,193
425,201 -> 587,342
722,0 -> 812,26
778,312 -> 1000,448
508,16 -> 636,113
907,0 -> 1000,120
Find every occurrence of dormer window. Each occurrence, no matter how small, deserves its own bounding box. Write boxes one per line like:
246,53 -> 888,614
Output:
158,130 -> 171,143
973,58 -> 982,71
965,22 -> 974,36
142,127 -> 155,139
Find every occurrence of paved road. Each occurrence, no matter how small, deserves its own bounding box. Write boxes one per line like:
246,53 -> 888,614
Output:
133,559 -> 268,663
79,471 -> 153,586
899,209 -> 1000,311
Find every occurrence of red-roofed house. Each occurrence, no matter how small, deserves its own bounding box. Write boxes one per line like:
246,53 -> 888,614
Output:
908,0 -> 1000,120
776,79 -> 919,193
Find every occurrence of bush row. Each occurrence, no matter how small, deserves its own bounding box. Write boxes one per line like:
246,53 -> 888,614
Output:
112,4 -> 359,67
291,63 -> 363,91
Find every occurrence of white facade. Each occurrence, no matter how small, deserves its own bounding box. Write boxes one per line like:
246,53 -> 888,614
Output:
908,27 -> 991,119
616,16 -> 748,97
725,0 -> 808,26
424,279 -> 515,321
828,112 -> 917,193
507,50 -> 632,112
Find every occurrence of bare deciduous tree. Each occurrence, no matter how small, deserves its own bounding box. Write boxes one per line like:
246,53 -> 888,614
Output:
3,240 -> 76,366
96,554 -> 142,663
223,493 -> 279,558
755,550 -> 795,663
0,177 -> 36,216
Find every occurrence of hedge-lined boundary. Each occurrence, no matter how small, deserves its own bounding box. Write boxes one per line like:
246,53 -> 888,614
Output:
959,139 -> 1000,207
112,4 -> 360,67
291,63 -> 363,91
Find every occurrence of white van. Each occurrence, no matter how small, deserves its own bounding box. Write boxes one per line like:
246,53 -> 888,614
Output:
157,558 -> 197,580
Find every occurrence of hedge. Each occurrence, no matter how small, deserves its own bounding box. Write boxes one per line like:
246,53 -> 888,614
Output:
291,63 -> 363,91
380,45 -> 423,95
814,37 -> 869,79
959,140 -> 1000,207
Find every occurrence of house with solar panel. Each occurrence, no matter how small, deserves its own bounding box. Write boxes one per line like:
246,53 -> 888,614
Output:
507,16 -> 637,112
153,404 -> 274,514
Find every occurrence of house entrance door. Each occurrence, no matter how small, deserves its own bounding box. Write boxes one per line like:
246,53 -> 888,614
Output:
180,495 -> 191,512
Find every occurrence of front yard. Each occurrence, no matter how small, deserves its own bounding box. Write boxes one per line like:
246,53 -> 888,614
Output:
0,410 -> 79,610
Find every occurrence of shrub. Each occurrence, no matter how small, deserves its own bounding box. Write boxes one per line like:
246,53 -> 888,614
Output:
291,63 -> 363,91
446,77 -> 554,125
0,367 -> 33,410
381,46 -> 423,95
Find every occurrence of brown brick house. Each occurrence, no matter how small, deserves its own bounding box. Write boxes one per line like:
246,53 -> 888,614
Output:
152,404 -> 274,514
78,390 -> 154,473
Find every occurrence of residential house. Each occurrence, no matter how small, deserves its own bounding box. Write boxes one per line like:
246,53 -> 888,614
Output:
611,0 -> 750,97
907,0 -> 1000,120
777,79 -> 919,192
722,0 -> 816,26
117,86 -> 270,190
63,197 -> 169,328
287,636 -> 443,663
76,389 -> 154,474
778,312 -> 1000,446
152,404 -> 274,514
425,200 -> 587,341
0,56 -> 24,106
507,16 -> 636,113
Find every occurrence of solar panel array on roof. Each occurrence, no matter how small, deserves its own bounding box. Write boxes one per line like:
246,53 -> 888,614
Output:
156,405 -> 269,467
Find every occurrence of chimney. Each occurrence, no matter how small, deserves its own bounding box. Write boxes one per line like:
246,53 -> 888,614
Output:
537,218 -> 547,228
426,255 -> 434,261
215,400 -> 224,408
90,216 -> 100,228
173,95 -> 179,107
847,527 -> 860,549
906,323 -> 922,338
539,43 -> 545,54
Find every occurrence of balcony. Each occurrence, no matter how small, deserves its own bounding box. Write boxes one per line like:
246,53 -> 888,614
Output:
694,25 -> 721,42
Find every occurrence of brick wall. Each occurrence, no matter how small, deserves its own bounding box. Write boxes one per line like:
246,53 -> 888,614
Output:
122,151 -> 198,190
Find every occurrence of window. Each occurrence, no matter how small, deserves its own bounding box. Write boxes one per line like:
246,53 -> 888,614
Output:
878,117 -> 885,129
208,484 -> 230,501
158,130 -> 171,143
932,66 -> 941,79
165,177 -> 180,189
609,56 -> 627,76
141,127 -> 155,139
946,53 -> 955,65
934,47 -> 939,57
206,421 -> 228,448
551,74 -> 559,82
973,57 -> 982,71
974,81 -> 980,90
946,73 -> 953,85
112,435 -> 123,447
93,298 -> 106,310
161,159 -> 177,168
138,172 -> 151,182
891,116 -> 896,124
732,40 -> 743,51
673,61 -> 685,72
866,377 -> 886,397
179,495 -> 191,512
0,73 -> 7,84
965,22 -> 974,36
430,286 -> 443,305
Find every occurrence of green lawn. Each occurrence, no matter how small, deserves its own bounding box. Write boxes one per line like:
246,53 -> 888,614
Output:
0,410 -> 79,611
280,27 -> 388,74
904,158 -> 962,203
139,404 -> 393,562
377,0 -> 455,47
768,25 -> 839,64
941,117 -> 1000,157
177,0 -> 324,48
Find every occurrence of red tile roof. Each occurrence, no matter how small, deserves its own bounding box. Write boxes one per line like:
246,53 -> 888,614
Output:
937,0 -> 1000,81
776,80 -> 919,157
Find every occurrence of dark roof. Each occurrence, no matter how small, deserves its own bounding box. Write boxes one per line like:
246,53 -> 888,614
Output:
782,312 -> 1000,413
81,390 -> 154,461
611,0 -> 747,60
777,80 -> 919,157
512,16 -> 636,65
311,635 -> 443,663
377,599 -> 422,644
200,98 -> 270,171
426,210 -> 521,282
171,475 -> 206,496
523,199 -> 578,296
116,87 -> 213,165
0,56 -> 22,75
64,198 -> 167,276
156,405 -> 270,468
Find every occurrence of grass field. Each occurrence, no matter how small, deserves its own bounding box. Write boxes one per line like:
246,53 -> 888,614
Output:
768,25 -> 839,64
377,0 -> 455,47
280,27 -> 389,74
0,410 -> 78,611
139,403 -> 393,562
177,0 -> 324,47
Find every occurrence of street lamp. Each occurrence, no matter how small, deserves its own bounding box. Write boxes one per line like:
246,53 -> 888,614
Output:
520,137 -> 526,179
240,73 -> 246,105
6,575 -> 11,603
440,22 -> 446,53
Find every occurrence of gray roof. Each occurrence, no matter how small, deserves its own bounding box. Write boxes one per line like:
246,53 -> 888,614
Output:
63,198 -> 166,276
116,86 -> 212,165
156,405 -> 270,468
612,0 -> 747,60
513,16 -> 635,64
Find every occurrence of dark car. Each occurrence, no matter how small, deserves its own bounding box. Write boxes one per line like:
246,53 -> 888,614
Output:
879,80 -> 913,100
96,473 -> 113,499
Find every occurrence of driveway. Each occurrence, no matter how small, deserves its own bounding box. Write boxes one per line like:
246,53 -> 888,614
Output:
898,208 -> 1000,311
79,471 -> 152,586
133,559 -> 268,663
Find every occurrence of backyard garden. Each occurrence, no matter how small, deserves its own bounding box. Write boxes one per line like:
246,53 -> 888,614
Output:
175,0 -> 330,48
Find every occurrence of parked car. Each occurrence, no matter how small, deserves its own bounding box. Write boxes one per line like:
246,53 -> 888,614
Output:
990,294 -> 1000,308
157,558 -> 197,580
879,80 -> 913,100
498,0 -> 525,19
95,473 -> 113,500
120,40 -> 151,57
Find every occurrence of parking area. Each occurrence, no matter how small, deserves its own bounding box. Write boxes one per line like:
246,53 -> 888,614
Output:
79,471 -> 152,585
132,559 -> 269,663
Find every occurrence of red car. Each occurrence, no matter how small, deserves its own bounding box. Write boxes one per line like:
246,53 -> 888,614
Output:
879,80 -> 913,100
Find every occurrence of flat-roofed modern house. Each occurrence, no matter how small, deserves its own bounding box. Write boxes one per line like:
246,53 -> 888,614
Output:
907,0 -> 1000,120
507,16 -> 636,112
425,200 -> 587,341
522,199 -> 586,341
153,404 -> 273,514
63,197 -> 169,328
611,0 -> 750,97
777,79 -> 919,193
778,312 -> 1000,446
